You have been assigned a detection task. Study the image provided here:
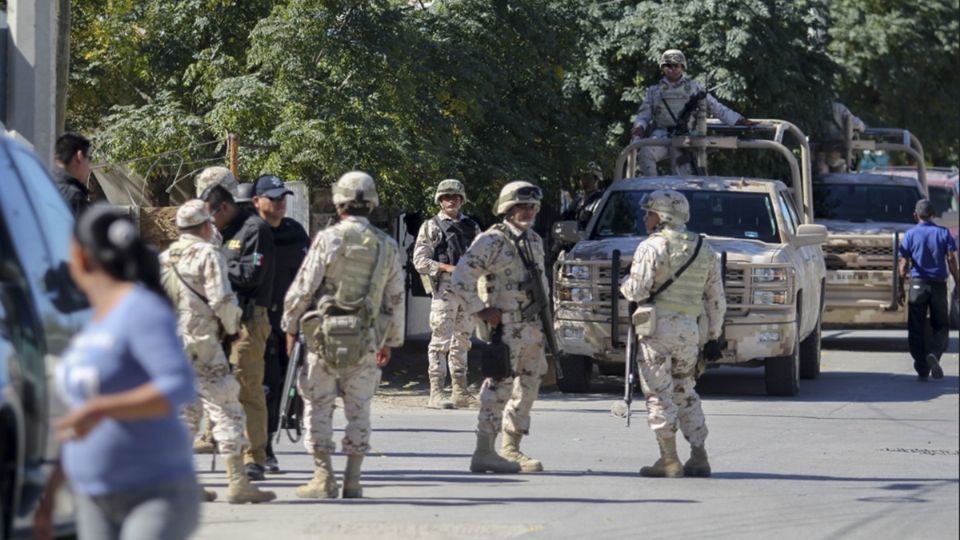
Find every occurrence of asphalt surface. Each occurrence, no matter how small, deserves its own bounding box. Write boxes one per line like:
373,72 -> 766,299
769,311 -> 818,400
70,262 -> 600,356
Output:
193,330 -> 959,540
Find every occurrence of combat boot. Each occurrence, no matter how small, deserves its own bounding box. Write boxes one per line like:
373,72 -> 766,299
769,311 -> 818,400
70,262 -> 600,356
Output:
427,377 -> 454,409
470,432 -> 521,474
296,451 -> 339,499
342,455 -> 364,499
451,376 -> 478,409
683,445 -> 711,477
200,486 -> 217,502
225,455 -> 276,504
500,432 -> 543,472
193,435 -> 215,454
639,435 -> 684,478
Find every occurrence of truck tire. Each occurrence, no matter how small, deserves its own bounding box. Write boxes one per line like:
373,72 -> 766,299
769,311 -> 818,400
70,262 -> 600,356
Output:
556,354 -> 592,393
799,314 -> 822,380
765,326 -> 800,396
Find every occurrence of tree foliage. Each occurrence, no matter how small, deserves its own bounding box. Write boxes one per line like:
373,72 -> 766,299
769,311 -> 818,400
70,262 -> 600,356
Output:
67,0 -> 958,214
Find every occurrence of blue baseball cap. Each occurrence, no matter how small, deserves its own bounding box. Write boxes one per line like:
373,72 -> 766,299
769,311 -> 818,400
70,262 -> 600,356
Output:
254,175 -> 293,199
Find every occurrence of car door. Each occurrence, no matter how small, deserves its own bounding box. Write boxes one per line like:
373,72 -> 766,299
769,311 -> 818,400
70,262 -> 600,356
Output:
780,189 -> 823,335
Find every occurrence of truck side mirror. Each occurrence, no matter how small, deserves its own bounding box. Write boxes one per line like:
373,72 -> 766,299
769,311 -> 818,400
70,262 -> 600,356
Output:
795,224 -> 827,246
552,220 -> 582,246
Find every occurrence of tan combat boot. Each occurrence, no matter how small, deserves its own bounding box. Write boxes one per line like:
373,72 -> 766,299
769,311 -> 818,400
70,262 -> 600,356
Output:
470,432 -> 521,474
225,455 -> 276,504
501,432 -> 543,472
683,445 -> 711,477
451,376 -> 478,409
427,377 -> 454,409
193,434 -> 215,454
639,435 -> 684,478
342,455 -> 364,499
296,451 -> 339,499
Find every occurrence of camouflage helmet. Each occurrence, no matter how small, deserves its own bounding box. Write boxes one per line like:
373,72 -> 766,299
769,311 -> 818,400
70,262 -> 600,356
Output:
659,49 -> 687,70
332,171 -> 379,208
495,181 -> 542,216
195,166 -> 239,198
640,189 -> 689,225
176,199 -> 212,228
580,161 -> 603,182
434,178 -> 467,204
235,183 -> 254,204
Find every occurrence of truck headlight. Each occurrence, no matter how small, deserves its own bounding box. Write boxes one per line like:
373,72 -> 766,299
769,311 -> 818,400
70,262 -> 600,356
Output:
752,267 -> 788,283
564,265 -> 591,280
752,290 -> 789,305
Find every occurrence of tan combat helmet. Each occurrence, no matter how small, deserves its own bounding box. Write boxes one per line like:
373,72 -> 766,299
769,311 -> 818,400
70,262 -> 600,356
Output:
581,161 -> 603,182
434,179 -> 467,203
495,181 -> 542,216
332,170 -> 379,208
196,166 -> 239,198
659,49 -> 687,70
176,199 -> 213,228
640,189 -> 690,226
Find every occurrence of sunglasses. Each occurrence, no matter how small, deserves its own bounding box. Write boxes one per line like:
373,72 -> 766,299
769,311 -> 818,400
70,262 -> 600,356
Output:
662,63 -> 682,69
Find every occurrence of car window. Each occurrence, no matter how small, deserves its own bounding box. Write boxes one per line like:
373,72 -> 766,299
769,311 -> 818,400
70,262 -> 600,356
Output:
813,183 -> 921,223
777,192 -> 798,236
592,189 -> 780,243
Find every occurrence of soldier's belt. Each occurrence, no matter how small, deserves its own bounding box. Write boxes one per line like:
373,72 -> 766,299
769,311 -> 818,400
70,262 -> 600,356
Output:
501,311 -> 539,325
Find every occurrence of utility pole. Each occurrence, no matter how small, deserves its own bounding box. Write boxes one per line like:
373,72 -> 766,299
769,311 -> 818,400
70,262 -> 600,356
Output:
5,0 -> 58,166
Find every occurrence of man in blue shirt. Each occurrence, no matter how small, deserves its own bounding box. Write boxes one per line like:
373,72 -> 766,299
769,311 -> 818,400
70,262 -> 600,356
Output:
898,199 -> 959,380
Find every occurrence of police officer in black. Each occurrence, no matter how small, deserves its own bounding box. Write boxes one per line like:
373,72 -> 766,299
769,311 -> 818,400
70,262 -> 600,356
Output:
201,184 -> 276,480
53,133 -> 93,217
250,175 -> 310,473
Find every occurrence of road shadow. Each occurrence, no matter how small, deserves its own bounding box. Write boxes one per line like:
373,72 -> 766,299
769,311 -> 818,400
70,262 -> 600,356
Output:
823,331 -> 958,353
713,472 -> 959,484
271,495 -> 699,507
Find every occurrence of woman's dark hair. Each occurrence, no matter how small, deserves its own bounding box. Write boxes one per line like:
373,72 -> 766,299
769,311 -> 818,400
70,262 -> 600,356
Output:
74,204 -> 170,305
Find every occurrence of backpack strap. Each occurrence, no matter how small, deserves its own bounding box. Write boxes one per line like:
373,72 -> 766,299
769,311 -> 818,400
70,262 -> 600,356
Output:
648,234 -> 704,302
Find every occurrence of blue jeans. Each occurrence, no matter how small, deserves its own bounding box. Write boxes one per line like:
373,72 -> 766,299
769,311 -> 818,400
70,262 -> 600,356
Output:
75,476 -> 200,540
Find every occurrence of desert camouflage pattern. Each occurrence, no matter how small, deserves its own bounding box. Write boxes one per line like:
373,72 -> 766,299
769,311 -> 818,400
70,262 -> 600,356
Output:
281,216 -> 405,455
659,49 -> 687,69
451,221 -> 548,436
414,213 -> 481,381
195,166 -> 239,198
640,189 -> 690,226
554,177 -> 825,370
159,234 -> 247,455
331,171 -> 380,208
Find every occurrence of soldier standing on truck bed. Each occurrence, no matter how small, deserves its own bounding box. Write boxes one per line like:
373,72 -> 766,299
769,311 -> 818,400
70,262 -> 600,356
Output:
620,190 -> 726,478
898,199 -> 959,381
160,200 -> 276,504
630,49 -> 752,176
414,179 -> 482,410
451,181 -> 550,474
201,184 -> 276,482
282,171 -> 405,499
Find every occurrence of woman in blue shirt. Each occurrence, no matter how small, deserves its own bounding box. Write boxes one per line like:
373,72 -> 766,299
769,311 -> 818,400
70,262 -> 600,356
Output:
35,205 -> 200,540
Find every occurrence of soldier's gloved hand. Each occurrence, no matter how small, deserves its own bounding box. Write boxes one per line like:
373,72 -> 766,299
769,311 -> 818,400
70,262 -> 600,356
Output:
703,339 -> 725,362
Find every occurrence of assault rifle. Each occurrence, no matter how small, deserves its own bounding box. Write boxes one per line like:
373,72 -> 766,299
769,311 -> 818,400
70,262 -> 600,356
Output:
515,234 -> 564,379
667,81 -> 730,136
611,302 -> 640,426
275,333 -> 305,443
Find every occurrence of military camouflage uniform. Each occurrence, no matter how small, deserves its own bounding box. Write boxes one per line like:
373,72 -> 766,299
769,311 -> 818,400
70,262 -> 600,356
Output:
281,216 -> 405,455
451,221 -> 548,437
632,76 -> 743,176
414,213 -> 482,385
620,228 -> 725,446
816,102 -> 867,174
159,234 -> 246,454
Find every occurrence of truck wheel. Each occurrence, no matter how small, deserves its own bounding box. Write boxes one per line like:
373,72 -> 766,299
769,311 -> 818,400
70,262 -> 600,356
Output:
765,333 -> 800,396
799,315 -> 822,380
556,354 -> 592,393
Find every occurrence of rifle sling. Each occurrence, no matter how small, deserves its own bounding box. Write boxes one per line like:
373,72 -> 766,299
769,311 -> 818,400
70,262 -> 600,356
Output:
172,258 -> 210,305
648,234 -> 704,302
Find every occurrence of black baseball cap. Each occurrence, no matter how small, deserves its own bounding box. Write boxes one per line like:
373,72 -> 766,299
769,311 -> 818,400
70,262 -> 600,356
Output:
914,199 -> 935,219
254,175 -> 293,199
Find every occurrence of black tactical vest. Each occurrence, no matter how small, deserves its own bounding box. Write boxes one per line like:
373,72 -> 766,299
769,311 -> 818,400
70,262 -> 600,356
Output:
434,216 -> 479,265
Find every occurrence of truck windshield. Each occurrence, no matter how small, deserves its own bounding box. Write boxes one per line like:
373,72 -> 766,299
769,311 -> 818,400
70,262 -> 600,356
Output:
813,183 -> 921,223
591,190 -> 780,243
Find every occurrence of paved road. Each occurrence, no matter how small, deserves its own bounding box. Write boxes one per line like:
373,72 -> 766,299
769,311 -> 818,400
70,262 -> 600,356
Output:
194,331 -> 959,540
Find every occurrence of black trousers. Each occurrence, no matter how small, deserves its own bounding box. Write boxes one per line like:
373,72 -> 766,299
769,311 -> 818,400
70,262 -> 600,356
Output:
907,280 -> 949,376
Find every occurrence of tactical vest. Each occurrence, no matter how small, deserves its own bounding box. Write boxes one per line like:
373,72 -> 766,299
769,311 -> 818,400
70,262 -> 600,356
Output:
653,80 -> 694,129
302,220 -> 395,368
434,215 -> 479,265
652,228 -> 713,316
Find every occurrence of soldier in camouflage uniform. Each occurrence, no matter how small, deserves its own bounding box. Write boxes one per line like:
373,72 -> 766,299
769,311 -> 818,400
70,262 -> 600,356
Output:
282,171 -> 405,499
159,200 -> 275,504
816,101 -> 867,174
630,49 -> 752,176
620,190 -> 726,478
451,181 -> 550,474
414,179 -> 482,409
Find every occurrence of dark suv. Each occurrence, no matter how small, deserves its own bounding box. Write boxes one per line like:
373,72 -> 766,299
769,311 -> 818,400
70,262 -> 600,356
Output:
0,136 -> 88,539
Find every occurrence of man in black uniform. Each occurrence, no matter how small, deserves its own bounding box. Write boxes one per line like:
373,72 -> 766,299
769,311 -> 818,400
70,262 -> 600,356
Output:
202,184 -> 276,481
251,175 -> 310,473
53,133 -> 93,217
561,162 -> 604,230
